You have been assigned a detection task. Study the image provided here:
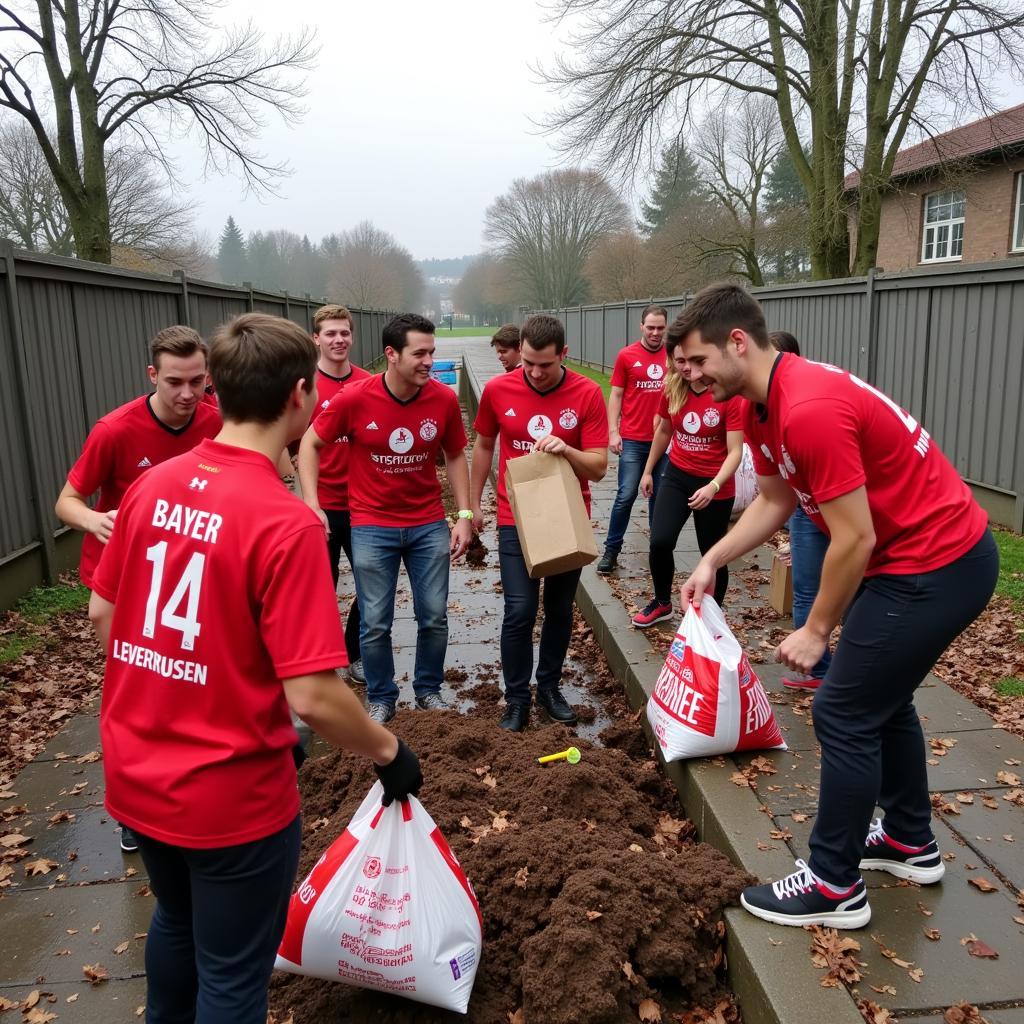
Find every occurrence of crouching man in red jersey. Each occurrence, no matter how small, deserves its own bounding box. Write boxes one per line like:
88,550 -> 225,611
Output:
88,313 -> 422,1023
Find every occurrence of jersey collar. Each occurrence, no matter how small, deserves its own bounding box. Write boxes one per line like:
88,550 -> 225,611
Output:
755,352 -> 786,423
146,394 -> 197,437
522,366 -> 567,397
382,373 -> 423,407
317,366 -> 353,384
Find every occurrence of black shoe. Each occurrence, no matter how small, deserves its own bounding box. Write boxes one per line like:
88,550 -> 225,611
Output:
536,686 -> 578,725
119,825 -> 139,853
499,703 -> 530,731
596,552 -> 617,574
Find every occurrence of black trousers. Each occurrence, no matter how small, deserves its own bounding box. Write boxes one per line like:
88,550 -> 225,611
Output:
649,462 -> 734,605
324,507 -> 361,662
808,530 -> 998,885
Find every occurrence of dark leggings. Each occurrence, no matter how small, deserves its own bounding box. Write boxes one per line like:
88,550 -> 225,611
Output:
809,530 -> 998,885
649,462 -> 734,605
324,508 -> 361,662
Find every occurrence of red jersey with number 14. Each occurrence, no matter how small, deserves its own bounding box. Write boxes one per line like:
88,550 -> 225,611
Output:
314,375 -> 467,528
610,340 -> 667,442
473,368 -> 609,527
311,365 -> 372,511
745,354 -> 987,576
91,439 -> 346,848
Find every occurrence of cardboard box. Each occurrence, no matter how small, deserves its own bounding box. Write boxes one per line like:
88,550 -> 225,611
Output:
505,450 -> 598,578
769,554 -> 793,615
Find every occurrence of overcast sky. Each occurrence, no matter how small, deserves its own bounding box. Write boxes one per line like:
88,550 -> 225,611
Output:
167,0 -> 1024,262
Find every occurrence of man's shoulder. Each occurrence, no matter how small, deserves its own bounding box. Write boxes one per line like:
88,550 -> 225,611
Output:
95,394 -> 148,430
349,365 -> 373,381
565,370 -> 605,401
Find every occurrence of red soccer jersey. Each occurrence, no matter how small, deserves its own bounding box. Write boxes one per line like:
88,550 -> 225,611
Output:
473,368 -> 609,527
67,396 -> 221,589
610,340 -> 668,442
658,387 -> 744,499
314,375 -> 467,528
91,439 -> 346,848
311,365 -> 372,511
745,354 -> 988,576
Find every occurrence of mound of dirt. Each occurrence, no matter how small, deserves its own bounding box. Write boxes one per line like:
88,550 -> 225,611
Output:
269,712 -> 751,1024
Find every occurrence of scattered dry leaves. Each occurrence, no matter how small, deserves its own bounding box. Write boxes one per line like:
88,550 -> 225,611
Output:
967,877 -> 999,893
809,925 -> 863,987
856,999 -> 898,1024
944,1002 -> 990,1023
638,998 -> 662,1022
82,962 -> 109,985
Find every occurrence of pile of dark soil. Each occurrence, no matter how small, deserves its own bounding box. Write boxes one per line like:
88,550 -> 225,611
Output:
269,712 -> 751,1024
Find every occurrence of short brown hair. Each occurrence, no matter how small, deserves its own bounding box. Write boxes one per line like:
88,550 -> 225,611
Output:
669,283 -> 770,352
769,330 -> 801,356
150,326 -> 207,370
640,304 -> 668,324
520,314 -> 565,354
490,323 -> 521,350
312,304 -> 353,335
210,314 -> 316,424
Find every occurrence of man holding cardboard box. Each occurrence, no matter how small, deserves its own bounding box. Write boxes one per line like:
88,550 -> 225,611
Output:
471,315 -> 608,731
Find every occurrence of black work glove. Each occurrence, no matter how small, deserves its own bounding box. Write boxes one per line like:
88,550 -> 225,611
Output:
374,739 -> 423,806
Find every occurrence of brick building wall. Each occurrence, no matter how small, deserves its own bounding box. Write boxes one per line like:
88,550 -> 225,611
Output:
848,156 -> 1024,272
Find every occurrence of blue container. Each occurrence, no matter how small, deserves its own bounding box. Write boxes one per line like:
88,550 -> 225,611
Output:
432,360 -> 456,371
431,370 -> 457,384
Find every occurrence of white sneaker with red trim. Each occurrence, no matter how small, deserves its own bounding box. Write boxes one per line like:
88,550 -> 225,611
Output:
740,859 -> 871,929
859,817 -> 945,884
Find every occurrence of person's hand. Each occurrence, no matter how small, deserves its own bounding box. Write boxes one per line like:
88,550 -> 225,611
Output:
687,483 -> 718,510
776,626 -> 828,676
374,739 -> 423,806
472,505 -> 485,533
88,508 -> 117,545
609,431 -> 623,455
308,504 -> 329,536
680,557 -> 717,609
534,434 -> 568,456
639,472 -> 654,499
450,518 -> 474,562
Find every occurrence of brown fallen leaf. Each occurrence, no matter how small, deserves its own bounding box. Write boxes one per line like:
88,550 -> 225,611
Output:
996,770 -> 1021,786
856,998 -> 898,1024
507,1010 -> 523,1024
944,1002 -> 990,1024
638,997 -> 662,1022
923,927 -> 942,941
908,967 -> 925,982
0,832 -> 31,848
809,925 -> 863,987
869,984 -> 897,996
66,992 -> 79,1002
917,902 -> 934,917
513,866 -> 529,889
621,961 -> 637,984
83,962 -> 109,985
968,877 -> 999,893
955,792 -> 975,804
628,843 -> 644,853
792,812 -> 809,823
90,922 -> 101,933
966,938 -> 999,959
76,750 -> 102,764
586,910 -> 603,921
24,1008 -> 57,1024
113,941 -> 130,955
24,858 -> 60,877
769,828 -> 794,840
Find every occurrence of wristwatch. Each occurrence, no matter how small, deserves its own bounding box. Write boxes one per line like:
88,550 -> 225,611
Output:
457,509 -> 474,520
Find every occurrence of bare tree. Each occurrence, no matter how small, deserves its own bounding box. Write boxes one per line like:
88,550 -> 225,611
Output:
484,169 -> 629,308
453,254 -> 520,323
0,119 -> 196,260
541,0 -> 1024,278
0,0 -> 316,263
326,221 -> 423,312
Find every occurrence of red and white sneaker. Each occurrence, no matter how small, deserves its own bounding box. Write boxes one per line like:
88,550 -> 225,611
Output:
859,817 -> 945,884
782,675 -> 823,690
632,598 -> 674,628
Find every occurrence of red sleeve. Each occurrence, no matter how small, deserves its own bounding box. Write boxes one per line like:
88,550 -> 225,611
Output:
440,388 -> 468,454
67,422 -> 115,498
783,398 -> 866,503
473,381 -> 498,438
260,523 -> 348,675
726,397 -> 744,431
657,390 -> 670,420
579,384 -> 610,450
744,403 -> 777,477
609,349 -> 628,388
313,389 -> 351,444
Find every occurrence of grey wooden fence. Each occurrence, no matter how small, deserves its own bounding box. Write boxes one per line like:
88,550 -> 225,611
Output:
541,259 -> 1024,532
0,243 -> 393,607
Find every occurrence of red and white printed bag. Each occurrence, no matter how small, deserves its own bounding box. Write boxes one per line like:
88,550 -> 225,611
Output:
647,596 -> 786,760
275,782 -> 482,1014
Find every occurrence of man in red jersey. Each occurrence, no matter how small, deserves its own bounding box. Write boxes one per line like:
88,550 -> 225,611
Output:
309,303 -> 372,682
298,313 -> 473,724
677,284 -> 997,930
88,314 -> 422,1024
490,323 -> 522,372
56,326 -> 220,854
597,305 -> 670,575
471,314 -> 608,731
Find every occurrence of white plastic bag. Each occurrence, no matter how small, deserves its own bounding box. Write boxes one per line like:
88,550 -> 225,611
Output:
647,596 -> 786,760
732,443 -> 759,513
275,782 -> 482,1014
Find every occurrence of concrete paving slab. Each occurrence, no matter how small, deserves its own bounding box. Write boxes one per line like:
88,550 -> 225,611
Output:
910,1009 -> 1024,1024
0,882 -> 153,985
36,712 -> 101,762
0,978 -> 148,1023
939,797 -> 1024,889
9,757 -> 105,813
921,729 -> 1024,792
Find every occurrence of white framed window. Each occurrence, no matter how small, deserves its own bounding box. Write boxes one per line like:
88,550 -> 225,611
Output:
1012,173 -> 1024,253
921,189 -> 965,263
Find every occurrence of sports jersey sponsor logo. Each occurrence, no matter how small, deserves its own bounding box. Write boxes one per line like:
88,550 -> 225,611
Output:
646,363 -> 665,380
189,477 -> 208,491
781,443 -> 796,474
558,408 -> 578,429
419,418 -> 438,441
633,360 -> 643,367
527,414 -> 553,440
702,408 -> 720,428
682,411 -> 701,434
196,463 -> 221,473
388,427 -> 414,454
504,407 -> 516,417
365,420 -> 379,430
137,456 -> 152,468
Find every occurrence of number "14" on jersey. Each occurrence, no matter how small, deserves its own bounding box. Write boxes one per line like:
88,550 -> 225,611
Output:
143,541 -> 206,650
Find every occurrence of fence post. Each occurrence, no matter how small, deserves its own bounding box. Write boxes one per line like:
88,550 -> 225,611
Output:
174,270 -> 191,327
581,304 -> 587,366
601,304 -> 607,373
304,293 -> 312,331
243,281 -> 255,312
283,290 -> 290,321
864,267 -> 879,383
1,242 -> 58,584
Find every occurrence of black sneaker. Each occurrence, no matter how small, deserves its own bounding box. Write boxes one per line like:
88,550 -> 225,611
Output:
367,702 -> 396,724
536,686 -> 578,725
596,552 -> 617,574
119,825 -> 139,854
740,859 -> 871,929
859,817 -> 945,884
499,703 -> 530,732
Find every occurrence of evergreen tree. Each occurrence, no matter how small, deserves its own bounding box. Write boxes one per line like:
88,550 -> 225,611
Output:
217,216 -> 247,284
765,150 -> 808,212
639,140 -> 708,236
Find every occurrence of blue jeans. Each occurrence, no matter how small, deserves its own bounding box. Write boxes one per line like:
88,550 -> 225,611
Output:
351,520 -> 450,706
605,439 -> 668,554
137,815 -> 301,1024
498,526 -> 582,705
788,506 -> 832,679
